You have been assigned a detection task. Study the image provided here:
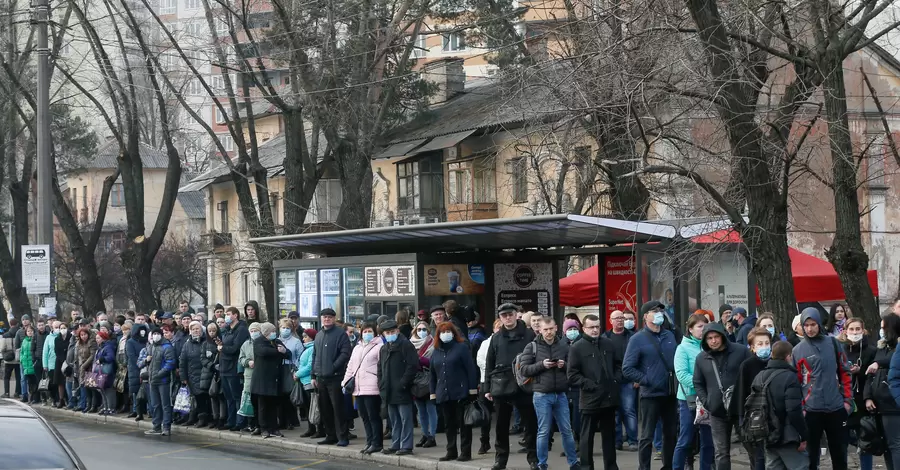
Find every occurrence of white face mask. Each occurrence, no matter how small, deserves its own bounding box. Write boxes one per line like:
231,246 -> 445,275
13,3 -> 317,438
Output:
59,328 -> 67,336
151,334 -> 162,344
439,332 -> 454,343
848,333 -> 864,344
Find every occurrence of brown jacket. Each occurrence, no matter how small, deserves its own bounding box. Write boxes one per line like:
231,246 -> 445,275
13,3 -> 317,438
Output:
75,341 -> 98,380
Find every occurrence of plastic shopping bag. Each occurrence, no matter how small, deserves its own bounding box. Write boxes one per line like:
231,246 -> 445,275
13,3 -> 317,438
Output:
238,391 -> 254,417
174,386 -> 192,414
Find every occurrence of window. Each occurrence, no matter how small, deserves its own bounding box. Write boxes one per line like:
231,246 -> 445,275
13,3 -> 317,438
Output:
448,162 -> 471,204
242,272 -> 250,303
60,38 -> 71,57
448,157 -> 496,204
217,200 -> 228,232
509,157 -> 528,203
473,161 -> 496,203
314,179 -> 342,222
270,192 -> 280,225
111,183 -> 124,207
397,155 -> 444,216
222,273 -> 231,305
398,161 -> 420,212
163,22 -> 177,35
82,185 -> 87,208
184,0 -> 200,9
214,107 -> 227,124
70,187 -> 77,211
186,78 -> 203,96
183,20 -> 204,36
212,75 -> 225,93
412,34 -> 427,58
220,134 -> 234,152
215,18 -> 229,35
158,0 -> 176,15
442,31 -> 466,52
0,418 -> 78,469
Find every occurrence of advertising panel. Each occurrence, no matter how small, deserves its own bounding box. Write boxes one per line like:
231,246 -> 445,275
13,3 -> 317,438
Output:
424,264 -> 486,296
494,263 -> 553,316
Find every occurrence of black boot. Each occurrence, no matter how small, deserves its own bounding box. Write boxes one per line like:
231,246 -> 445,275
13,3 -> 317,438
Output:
301,424 -> 316,438
195,414 -> 209,428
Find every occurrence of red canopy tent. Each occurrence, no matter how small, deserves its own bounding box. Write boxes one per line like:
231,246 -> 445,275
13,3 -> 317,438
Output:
559,229 -> 879,307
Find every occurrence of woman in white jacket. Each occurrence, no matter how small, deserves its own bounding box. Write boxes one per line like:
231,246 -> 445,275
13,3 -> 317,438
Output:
475,319 -> 501,455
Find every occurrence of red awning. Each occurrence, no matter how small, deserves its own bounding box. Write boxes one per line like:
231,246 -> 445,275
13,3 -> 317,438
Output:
692,230 -> 879,303
560,265 -> 600,307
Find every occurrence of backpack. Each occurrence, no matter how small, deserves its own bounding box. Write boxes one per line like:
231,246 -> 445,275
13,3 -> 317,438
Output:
741,370 -> 784,446
513,343 -> 535,393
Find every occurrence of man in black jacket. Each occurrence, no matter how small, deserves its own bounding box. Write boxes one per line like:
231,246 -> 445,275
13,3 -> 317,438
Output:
311,308 -> 352,446
377,320 -> 418,455
484,303 -> 538,470
520,316 -> 579,470
753,341 -> 808,470
693,322 -> 752,470
218,306 -> 249,431
571,314 -> 621,470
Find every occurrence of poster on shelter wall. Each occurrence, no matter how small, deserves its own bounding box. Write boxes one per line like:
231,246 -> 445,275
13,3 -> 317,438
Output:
495,263 -> 553,316
424,264 -> 486,296
700,252 -> 749,312
605,256 -> 637,317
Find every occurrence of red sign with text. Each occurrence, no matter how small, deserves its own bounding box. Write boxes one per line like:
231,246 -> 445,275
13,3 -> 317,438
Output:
605,255 -> 637,328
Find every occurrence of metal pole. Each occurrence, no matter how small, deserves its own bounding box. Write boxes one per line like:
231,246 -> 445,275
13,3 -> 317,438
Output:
34,0 -> 54,299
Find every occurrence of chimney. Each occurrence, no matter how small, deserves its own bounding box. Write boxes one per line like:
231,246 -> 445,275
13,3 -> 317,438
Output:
423,58 -> 465,104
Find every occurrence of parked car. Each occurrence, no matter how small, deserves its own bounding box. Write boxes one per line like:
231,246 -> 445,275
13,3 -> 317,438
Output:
0,398 -> 86,469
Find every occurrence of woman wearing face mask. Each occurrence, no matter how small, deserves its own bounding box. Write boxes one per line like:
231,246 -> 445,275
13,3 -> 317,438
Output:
734,327 -> 773,470
238,322 -> 261,433
342,322 -> 383,454
562,319 -> 583,445
179,321 -> 212,427
866,315 -> 900,470
126,324 -> 149,421
430,322 -> 479,461
75,327 -> 99,413
278,319 -> 304,430
673,314 -> 713,470
203,322 -> 224,429
251,322 -> 289,438
93,331 -> 117,415
410,319 -> 438,448
296,328 -> 321,438
841,318 -> 876,470
754,313 -> 785,343
54,322 -> 72,409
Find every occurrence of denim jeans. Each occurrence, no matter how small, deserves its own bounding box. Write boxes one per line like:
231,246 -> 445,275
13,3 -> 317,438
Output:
221,375 -> 241,428
616,383 -> 638,446
533,392 -> 578,467
654,420 -> 663,452
149,382 -> 173,431
19,365 -> 27,399
415,397 -> 438,438
674,400 -> 713,470
387,403 -> 414,451
78,385 -> 89,411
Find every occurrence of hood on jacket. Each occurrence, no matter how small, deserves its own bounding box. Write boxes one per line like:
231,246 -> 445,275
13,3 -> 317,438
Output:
131,324 -> 149,343
800,307 -> 823,338
244,301 -> 261,320
700,322 -> 729,352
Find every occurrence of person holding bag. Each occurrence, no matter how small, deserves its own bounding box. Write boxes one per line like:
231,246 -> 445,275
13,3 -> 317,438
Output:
20,326 -> 37,404
411,320 -> 438,449
430,322 -> 480,462
673,314 -> 713,470
238,322 -> 261,433
296,328 -> 320,438
93,331 -> 117,415
342,322 -> 383,454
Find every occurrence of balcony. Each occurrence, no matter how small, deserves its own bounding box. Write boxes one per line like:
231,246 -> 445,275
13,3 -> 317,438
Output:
202,231 -> 233,253
446,203 -> 499,222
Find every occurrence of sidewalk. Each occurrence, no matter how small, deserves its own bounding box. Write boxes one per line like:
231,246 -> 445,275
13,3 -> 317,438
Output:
38,405 -> 761,469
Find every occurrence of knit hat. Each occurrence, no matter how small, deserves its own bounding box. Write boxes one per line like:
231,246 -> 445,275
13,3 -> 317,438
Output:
733,307 -> 747,317
258,322 -> 277,338
791,314 -> 802,331
303,328 -> 317,340
718,304 -> 733,316
563,319 -> 580,331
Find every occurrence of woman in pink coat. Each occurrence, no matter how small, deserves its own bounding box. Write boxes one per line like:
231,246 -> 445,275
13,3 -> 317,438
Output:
342,322 -> 383,454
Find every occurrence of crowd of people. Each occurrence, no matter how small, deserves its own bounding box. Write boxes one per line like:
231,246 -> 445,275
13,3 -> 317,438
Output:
1,297 -> 899,470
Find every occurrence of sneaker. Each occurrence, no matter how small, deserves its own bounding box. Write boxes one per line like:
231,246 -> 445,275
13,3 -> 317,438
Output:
624,443 -> 638,452
654,451 -> 662,460
145,428 -> 162,435
160,429 -> 170,436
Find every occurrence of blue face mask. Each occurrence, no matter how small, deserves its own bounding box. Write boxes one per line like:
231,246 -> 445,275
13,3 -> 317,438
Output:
250,331 -> 261,340
652,312 -> 665,326
384,333 -> 398,343
766,327 -> 775,338
756,346 -> 771,360
362,332 -> 374,343
281,328 -> 292,338
224,316 -> 233,325
267,332 -> 277,340
566,330 -> 580,341
880,328 -> 885,340
349,334 -> 357,342
624,320 -> 635,330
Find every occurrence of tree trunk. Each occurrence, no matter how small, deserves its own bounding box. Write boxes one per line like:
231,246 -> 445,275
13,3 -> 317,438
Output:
741,217 -> 797,330
335,142 -> 373,229
820,58 -> 881,328
282,108 -> 313,234
599,118 -> 650,221
257,254 -> 276,320
122,241 -> 156,313
0,227 -> 31,317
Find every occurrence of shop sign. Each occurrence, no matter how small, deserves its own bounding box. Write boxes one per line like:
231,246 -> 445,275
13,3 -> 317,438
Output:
364,266 -> 416,297
495,263 -> 553,316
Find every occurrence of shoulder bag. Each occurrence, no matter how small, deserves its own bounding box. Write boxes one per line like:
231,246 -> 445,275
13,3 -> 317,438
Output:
709,359 -> 734,414
647,333 -> 678,396
343,344 -> 375,395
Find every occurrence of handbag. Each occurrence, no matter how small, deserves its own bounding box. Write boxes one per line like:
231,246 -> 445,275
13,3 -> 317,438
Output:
308,391 -> 321,426
238,391 -> 255,417
174,386 -> 192,413
488,367 -> 519,399
343,345 -> 375,395
694,399 -> 710,425
412,369 -> 431,399
463,399 -> 489,427
281,364 -> 296,395
136,383 -> 147,403
858,414 -> 885,456
709,360 -> 734,414
209,374 -> 220,396
290,381 -> 305,406
82,371 -> 107,389
38,372 -> 50,392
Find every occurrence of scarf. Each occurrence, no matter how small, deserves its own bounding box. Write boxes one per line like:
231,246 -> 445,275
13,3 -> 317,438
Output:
410,334 -> 434,358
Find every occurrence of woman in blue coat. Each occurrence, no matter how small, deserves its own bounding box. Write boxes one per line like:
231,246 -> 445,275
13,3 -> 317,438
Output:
126,324 -> 149,420
94,331 -> 117,415
429,322 -> 479,462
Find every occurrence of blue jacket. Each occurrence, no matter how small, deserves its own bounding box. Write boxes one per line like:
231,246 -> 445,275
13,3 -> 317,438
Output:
623,327 -> 677,398
42,332 -> 59,371
94,340 -> 117,389
296,343 -> 315,386
735,315 -> 757,345
674,333 -> 702,401
430,340 -> 479,404
888,344 -> 900,408
126,325 -> 149,394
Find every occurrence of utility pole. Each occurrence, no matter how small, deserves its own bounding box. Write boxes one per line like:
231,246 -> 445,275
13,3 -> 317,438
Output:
34,0 -> 54,303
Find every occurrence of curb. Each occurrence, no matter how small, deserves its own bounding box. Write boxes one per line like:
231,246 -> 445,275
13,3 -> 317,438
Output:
38,406 -> 493,470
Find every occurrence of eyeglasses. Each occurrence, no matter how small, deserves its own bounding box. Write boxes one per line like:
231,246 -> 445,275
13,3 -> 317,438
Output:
416,328 -> 428,332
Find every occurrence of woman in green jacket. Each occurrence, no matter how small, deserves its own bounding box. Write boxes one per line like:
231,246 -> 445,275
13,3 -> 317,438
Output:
21,326 -> 37,404
673,313 -> 713,470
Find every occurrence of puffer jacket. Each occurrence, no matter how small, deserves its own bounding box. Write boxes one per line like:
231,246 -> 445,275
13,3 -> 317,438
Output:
179,336 -> 206,395
693,322 -> 752,419
674,333 -> 702,401
430,339 -> 478,404
520,335 -> 571,394
567,333 -> 621,412
342,340 -> 382,396
484,320 -> 535,396
239,338 -> 255,394
20,336 -> 35,375
126,325 -> 148,394
147,339 -> 176,385
622,326 -> 678,398
296,343 -> 314,386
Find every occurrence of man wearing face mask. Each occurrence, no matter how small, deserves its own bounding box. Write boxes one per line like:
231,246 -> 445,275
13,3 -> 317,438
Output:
219,306 -> 250,432
144,325 -> 177,436
311,308 -> 352,446
377,320 -> 419,455
604,309 -> 637,451
623,301 -> 678,470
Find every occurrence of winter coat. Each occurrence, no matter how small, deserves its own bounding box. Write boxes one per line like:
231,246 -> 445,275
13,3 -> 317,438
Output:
250,337 -> 288,397
296,343 -> 314,386
674,334 -> 702,401
93,340 -> 117,389
602,329 -> 633,361
693,323 -> 752,419
33,330 -> 49,371
179,337 -> 207,395
844,336 -> 877,413
468,326 -> 488,356
520,335 -> 571,394
147,339 -> 177,385
126,325 -> 149,394
734,355 -> 768,422
76,340 -> 98,382
280,334 -> 304,369
484,320 -> 535,397
567,333 -> 621,412
342,341 -> 382,396
752,360 -> 808,446
200,339 -> 218,393
312,325 -> 352,380
42,332 -> 58,371
792,308 -> 853,413
866,343 -> 900,414
239,339 -> 255,394
377,335 -> 418,405
115,337 -> 128,391
54,333 -> 70,370
20,336 -> 35,376
622,326 -> 677,398
429,340 -> 478,404
219,320 -> 250,377
735,315 -> 757,345
0,336 -> 17,365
